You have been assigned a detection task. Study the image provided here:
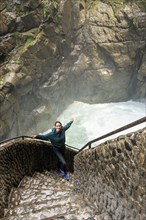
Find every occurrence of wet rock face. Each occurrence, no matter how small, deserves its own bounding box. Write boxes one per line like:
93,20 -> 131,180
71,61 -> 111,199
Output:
0,0 -> 146,139
0,139 -> 77,217
74,128 -> 146,220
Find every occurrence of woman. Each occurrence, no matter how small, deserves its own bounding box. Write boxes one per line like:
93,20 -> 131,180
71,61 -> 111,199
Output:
32,119 -> 74,180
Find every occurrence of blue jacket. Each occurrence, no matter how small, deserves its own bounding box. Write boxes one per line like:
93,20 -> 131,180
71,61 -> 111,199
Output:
36,121 -> 73,148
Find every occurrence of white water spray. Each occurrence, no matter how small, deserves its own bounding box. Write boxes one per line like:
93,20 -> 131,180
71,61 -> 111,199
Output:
58,100 -> 146,149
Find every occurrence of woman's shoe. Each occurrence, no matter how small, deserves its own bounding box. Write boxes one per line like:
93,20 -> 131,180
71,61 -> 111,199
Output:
56,169 -> 64,175
64,172 -> 69,181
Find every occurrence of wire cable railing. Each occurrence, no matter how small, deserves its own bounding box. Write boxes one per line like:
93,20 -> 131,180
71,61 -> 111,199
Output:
0,117 -> 146,152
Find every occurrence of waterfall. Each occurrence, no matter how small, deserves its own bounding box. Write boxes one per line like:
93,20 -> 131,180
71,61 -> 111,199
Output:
57,100 -> 146,149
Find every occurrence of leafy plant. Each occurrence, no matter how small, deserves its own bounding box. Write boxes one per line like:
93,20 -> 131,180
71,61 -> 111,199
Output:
15,59 -> 20,64
25,37 -> 35,47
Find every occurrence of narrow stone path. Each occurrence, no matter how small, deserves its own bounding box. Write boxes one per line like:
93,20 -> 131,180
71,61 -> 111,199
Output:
2,171 -> 100,220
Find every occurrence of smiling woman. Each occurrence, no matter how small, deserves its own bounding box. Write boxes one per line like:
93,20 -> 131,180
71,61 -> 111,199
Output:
55,121 -> 62,132
32,119 -> 74,180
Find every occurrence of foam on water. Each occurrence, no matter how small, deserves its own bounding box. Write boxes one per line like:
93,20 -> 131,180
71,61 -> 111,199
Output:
57,100 -> 146,149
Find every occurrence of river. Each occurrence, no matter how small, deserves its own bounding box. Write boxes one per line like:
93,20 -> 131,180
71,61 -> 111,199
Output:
57,100 -> 146,149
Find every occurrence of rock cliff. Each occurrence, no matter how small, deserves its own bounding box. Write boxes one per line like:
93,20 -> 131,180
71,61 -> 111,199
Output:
0,0 -> 146,140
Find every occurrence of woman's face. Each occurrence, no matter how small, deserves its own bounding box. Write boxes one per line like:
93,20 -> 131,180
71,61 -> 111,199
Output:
55,122 -> 62,132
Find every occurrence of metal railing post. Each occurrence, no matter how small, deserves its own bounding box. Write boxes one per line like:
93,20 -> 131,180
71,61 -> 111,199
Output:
79,116 -> 146,152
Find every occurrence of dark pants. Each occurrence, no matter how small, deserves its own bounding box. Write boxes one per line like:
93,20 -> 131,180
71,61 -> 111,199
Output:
52,145 -> 67,173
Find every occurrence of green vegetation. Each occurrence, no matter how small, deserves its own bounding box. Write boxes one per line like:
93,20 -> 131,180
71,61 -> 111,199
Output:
15,59 -> 20,65
25,37 -> 35,48
0,77 -> 4,86
20,37 -> 35,53
42,0 -> 63,35
18,35 -> 36,54
43,0 -> 58,20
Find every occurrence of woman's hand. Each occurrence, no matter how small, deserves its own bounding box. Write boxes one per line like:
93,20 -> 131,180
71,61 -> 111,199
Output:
70,118 -> 74,122
31,135 -> 37,138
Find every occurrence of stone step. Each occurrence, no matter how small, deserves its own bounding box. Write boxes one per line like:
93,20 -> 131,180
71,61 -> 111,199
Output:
4,206 -> 97,220
5,203 -> 72,219
8,172 -> 73,208
7,193 -> 96,217
6,207 -> 96,219
4,202 -> 97,220
9,188 -> 71,207
6,196 -> 71,216
3,170 -> 99,220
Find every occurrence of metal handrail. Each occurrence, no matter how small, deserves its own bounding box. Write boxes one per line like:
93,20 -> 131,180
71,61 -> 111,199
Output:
0,135 -> 79,151
0,135 -> 32,145
78,116 -> 146,152
65,144 -> 79,151
0,116 -> 146,152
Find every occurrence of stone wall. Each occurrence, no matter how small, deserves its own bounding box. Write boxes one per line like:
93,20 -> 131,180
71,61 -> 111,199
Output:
74,128 -> 146,220
0,139 -> 77,218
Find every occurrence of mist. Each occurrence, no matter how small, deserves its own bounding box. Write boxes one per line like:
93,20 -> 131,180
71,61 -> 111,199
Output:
56,100 -> 146,149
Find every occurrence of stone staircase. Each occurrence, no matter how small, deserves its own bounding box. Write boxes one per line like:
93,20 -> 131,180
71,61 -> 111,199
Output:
2,171 -> 101,220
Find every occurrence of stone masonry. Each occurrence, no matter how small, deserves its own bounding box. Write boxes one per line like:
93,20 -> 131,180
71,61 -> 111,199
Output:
0,128 -> 146,219
74,128 -> 146,220
0,139 -> 77,218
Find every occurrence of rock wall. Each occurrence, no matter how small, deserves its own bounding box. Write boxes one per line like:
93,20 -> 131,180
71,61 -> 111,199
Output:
0,139 -> 77,217
74,128 -> 146,220
0,0 -> 146,139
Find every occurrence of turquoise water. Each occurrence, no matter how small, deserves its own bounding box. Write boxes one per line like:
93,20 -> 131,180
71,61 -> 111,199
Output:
57,101 -> 146,149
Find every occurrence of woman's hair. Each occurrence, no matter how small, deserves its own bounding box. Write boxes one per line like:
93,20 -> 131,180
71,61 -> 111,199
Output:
55,121 -> 62,127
